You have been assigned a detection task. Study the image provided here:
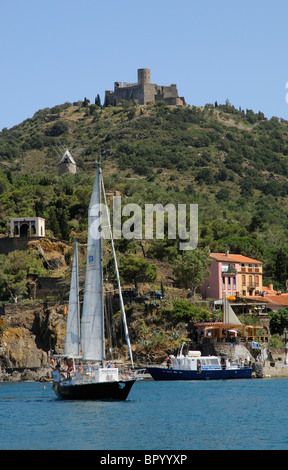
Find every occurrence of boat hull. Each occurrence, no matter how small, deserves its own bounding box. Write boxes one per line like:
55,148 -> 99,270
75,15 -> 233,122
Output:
53,379 -> 135,400
146,367 -> 252,381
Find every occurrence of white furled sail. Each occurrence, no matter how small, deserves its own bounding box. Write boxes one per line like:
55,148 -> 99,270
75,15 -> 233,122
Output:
223,295 -> 242,326
64,240 -> 81,357
81,163 -> 105,361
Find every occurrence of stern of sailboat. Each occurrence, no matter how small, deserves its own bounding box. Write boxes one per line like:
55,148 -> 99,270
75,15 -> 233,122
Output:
53,377 -> 136,400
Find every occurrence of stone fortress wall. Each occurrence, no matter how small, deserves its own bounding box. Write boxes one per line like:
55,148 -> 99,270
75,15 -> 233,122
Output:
105,68 -> 185,106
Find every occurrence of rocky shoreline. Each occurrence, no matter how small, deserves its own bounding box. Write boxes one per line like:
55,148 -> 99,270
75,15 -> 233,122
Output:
0,362 -> 288,383
1,302 -> 288,383
0,366 -> 53,383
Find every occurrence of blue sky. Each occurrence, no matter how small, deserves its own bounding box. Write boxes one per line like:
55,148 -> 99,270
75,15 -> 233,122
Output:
1,0 -> 288,130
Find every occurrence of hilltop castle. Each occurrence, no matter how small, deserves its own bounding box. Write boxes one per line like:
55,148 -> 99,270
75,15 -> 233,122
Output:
105,68 -> 185,106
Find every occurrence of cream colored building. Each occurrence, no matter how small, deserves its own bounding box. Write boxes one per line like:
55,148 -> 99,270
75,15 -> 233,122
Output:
237,256 -> 263,296
10,217 -> 45,238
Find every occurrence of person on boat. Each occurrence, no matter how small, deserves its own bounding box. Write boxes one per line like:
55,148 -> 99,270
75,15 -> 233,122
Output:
244,358 -> 250,368
166,357 -> 172,369
66,359 -> 73,377
55,362 -> 64,380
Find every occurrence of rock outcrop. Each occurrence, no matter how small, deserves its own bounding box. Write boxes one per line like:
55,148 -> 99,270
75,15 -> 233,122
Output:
0,302 -> 67,381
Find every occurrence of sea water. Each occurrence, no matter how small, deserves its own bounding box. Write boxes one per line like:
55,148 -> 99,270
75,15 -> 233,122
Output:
0,378 -> 287,450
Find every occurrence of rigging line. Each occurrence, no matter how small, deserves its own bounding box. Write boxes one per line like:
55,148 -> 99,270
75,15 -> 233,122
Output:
100,174 -> 134,370
104,292 -> 114,361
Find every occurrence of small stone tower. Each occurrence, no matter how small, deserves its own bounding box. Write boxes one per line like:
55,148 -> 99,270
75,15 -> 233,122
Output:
137,68 -> 151,85
58,149 -> 77,176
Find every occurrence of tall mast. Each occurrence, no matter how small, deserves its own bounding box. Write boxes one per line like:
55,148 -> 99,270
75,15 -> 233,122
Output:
101,175 -> 135,370
75,240 -> 81,356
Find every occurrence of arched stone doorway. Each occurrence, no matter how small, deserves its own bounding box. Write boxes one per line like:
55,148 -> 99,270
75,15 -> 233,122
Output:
20,223 -> 29,237
10,217 -> 46,238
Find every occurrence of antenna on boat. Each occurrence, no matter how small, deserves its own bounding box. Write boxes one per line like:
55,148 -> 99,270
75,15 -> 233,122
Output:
179,342 -> 186,357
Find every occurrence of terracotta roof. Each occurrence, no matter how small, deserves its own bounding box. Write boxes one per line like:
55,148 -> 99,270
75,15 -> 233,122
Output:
262,286 -> 277,295
210,253 -> 262,264
249,294 -> 288,307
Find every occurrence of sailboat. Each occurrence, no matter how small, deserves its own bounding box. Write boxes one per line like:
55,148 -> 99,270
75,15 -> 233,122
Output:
52,163 -> 136,400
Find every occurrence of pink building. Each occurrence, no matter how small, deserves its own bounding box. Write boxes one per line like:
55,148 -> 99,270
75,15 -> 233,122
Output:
200,251 -> 263,300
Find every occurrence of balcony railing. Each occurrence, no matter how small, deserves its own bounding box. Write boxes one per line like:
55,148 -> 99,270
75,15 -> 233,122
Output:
241,267 -> 262,273
222,267 -> 237,274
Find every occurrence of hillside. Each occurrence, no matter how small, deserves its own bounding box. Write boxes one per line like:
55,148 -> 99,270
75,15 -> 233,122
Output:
1,99 -> 288,291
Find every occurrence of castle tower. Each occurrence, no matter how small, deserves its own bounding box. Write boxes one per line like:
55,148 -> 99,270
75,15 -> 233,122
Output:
137,68 -> 151,85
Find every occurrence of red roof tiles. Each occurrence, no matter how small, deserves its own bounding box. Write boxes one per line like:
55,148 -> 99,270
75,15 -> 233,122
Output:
249,293 -> 288,308
210,253 -> 262,264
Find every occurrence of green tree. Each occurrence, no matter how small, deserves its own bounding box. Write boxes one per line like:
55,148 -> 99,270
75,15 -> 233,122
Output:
57,208 -> 70,240
172,249 -> 210,296
274,248 -> 288,291
95,94 -> 101,107
7,250 -> 45,276
195,168 -> 214,185
45,121 -> 68,137
146,238 -> 178,262
83,97 -> 90,107
0,250 -> 45,302
215,236 -> 265,261
216,187 -> 230,201
0,274 -> 27,303
47,207 -> 60,238
119,255 -> 157,293
269,308 -> 288,335
171,299 -> 210,323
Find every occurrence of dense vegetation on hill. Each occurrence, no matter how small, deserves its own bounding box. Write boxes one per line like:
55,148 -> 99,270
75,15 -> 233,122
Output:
1,99 -> 288,297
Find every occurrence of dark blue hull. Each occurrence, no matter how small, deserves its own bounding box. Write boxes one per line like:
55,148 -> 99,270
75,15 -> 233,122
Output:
146,367 -> 252,381
53,379 -> 135,400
